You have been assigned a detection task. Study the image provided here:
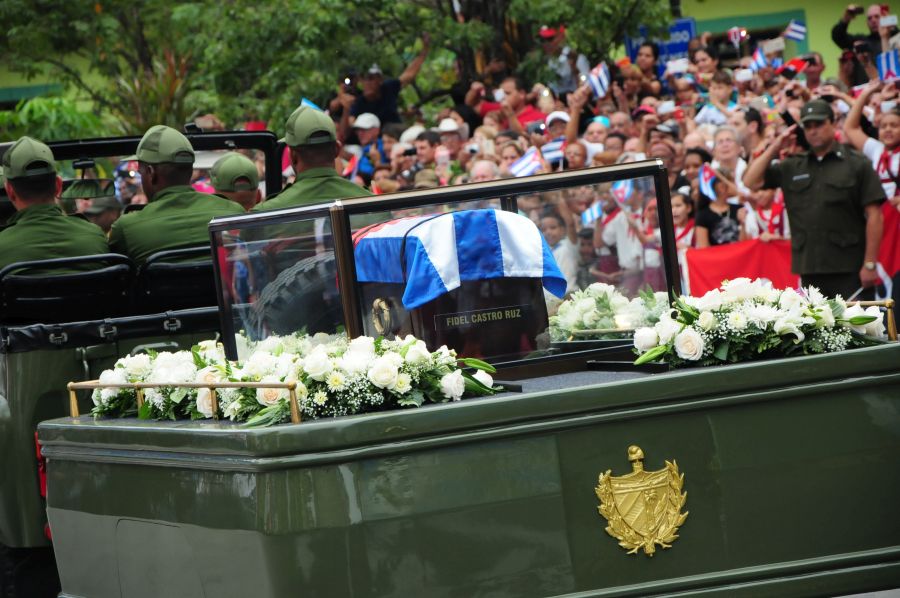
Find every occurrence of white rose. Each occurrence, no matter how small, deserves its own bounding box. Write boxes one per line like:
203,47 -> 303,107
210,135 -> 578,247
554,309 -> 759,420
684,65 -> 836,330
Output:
697,311 -> 716,331
721,278 -> 757,302
727,311 -> 748,331
195,388 -> 215,418
347,336 -> 376,358
394,372 -> 413,394
673,327 -> 705,361
383,351 -> 404,368
273,353 -> 299,379
367,356 -> 400,389
696,289 -> 724,312
633,327 -> 659,352
311,332 -> 332,345
439,370 -> 466,401
96,368 -> 128,405
195,365 -> 220,386
256,376 -> 289,406
303,348 -> 333,381
655,316 -> 681,345
117,354 -> 152,379
404,340 -> 431,364
338,351 -> 371,374
472,369 -> 493,388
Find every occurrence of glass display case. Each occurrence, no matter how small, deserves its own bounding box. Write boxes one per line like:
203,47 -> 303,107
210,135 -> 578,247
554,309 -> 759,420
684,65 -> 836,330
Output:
209,160 -> 679,361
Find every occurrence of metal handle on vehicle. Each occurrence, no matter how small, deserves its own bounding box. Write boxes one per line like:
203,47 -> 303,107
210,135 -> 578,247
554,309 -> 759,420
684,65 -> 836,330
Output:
67,380 -> 302,424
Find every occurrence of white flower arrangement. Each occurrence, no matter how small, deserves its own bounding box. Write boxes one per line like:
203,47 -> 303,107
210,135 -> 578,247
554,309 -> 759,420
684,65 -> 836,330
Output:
633,278 -> 888,368
549,284 -> 669,341
91,333 -> 499,426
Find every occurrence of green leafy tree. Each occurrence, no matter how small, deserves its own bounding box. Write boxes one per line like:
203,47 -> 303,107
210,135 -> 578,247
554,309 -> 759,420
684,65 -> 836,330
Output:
0,96 -> 104,141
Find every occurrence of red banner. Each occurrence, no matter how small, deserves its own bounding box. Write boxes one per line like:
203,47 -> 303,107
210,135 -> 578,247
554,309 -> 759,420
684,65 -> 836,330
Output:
685,239 -> 799,296
880,203 -> 900,278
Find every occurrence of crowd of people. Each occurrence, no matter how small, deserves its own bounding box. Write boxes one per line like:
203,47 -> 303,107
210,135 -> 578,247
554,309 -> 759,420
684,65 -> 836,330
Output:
2,4 -> 899,306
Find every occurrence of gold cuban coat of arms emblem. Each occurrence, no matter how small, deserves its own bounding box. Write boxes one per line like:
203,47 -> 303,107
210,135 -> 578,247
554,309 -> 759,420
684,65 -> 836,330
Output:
595,445 -> 688,556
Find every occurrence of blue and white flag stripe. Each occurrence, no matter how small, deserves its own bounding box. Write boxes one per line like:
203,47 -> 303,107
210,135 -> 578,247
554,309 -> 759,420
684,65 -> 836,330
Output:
541,137 -> 565,165
581,202 -> 603,226
611,179 -> 634,206
354,209 -> 567,308
750,48 -> 767,72
510,147 -> 542,177
699,164 -> 717,200
784,20 -> 806,42
588,62 -> 610,98
877,50 -> 900,82
300,97 -> 324,111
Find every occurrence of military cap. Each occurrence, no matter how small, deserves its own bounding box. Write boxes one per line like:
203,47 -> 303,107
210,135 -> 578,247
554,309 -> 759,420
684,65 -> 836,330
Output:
800,99 -> 833,124
210,152 -> 259,192
83,195 -> 122,215
61,178 -> 116,200
281,106 -> 337,147
1,136 -> 57,179
128,125 -> 195,164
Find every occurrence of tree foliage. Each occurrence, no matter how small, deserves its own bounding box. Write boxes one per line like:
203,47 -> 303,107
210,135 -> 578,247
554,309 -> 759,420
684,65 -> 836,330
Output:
0,0 -> 670,138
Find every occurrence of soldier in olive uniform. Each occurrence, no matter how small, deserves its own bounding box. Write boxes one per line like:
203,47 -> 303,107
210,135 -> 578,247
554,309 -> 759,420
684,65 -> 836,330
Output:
254,106 -> 371,212
61,179 -> 122,233
210,152 -> 261,211
744,99 -> 885,299
0,137 -> 108,271
109,125 -> 243,265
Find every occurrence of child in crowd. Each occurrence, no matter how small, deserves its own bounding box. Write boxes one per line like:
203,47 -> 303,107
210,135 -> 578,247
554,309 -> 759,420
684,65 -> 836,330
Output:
540,209 -> 578,294
743,189 -> 789,241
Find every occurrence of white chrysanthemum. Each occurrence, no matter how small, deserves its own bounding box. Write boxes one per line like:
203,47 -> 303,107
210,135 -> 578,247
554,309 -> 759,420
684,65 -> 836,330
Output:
383,351 -> 404,368
613,313 -> 633,329
805,286 -> 826,306
326,370 -> 347,391
256,376 -> 289,406
633,327 -> 659,352
673,327 -> 704,361
394,372 -> 413,394
472,369 -> 493,389
312,390 -> 328,406
697,311 -> 716,331
727,311 -> 748,331
574,298 -> 596,316
117,354 -> 152,379
439,370 -> 466,401
303,348 -> 333,381
367,355 -> 400,389
743,304 -> 780,327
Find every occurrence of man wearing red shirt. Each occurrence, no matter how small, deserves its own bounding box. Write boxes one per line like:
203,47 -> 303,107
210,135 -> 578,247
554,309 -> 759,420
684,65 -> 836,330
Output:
473,76 -> 546,134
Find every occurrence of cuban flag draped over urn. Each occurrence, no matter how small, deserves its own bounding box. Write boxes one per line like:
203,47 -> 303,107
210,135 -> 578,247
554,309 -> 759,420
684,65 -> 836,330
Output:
353,209 -> 566,358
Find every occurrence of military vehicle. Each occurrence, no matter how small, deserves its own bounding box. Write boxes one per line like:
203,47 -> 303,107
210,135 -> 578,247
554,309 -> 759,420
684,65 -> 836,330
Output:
26,161 -> 900,597
0,130 -> 282,598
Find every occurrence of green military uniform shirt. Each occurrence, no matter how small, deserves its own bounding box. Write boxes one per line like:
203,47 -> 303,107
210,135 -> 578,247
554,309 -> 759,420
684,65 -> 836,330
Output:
109,185 -> 243,265
0,203 -> 109,271
763,143 -> 885,275
253,167 -> 371,212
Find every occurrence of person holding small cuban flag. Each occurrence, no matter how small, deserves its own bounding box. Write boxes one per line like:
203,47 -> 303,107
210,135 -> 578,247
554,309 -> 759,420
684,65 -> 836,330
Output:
695,163 -> 745,248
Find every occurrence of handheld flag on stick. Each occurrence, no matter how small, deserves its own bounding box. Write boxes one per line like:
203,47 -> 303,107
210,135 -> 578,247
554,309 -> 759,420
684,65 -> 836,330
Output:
510,147 -> 543,178
611,179 -> 634,207
588,62 -> 611,98
699,164 -> 717,200
540,138 -> 566,166
877,50 -> 900,82
581,202 -> 603,226
750,48 -> 768,72
784,20 -> 807,42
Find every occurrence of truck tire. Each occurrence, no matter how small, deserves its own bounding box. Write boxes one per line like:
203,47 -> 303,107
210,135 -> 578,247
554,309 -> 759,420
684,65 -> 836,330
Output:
251,253 -> 344,336
0,543 -> 60,598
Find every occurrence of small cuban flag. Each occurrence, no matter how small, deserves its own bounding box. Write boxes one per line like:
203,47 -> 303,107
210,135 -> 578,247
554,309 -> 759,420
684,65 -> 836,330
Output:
581,201 -> 603,226
353,209 -> 567,308
699,163 -> 717,200
587,62 -> 611,98
611,179 -> 634,207
750,47 -> 767,72
784,20 -> 807,42
300,97 -> 324,111
877,49 -> 900,82
541,137 -> 566,166
510,147 -> 543,177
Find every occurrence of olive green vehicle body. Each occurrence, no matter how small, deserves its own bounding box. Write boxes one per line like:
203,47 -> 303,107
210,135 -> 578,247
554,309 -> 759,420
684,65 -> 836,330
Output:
37,343 -> 900,597
24,161 -> 900,596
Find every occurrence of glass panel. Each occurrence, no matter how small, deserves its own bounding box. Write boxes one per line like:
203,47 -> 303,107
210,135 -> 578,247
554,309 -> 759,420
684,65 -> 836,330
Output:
213,213 -> 343,352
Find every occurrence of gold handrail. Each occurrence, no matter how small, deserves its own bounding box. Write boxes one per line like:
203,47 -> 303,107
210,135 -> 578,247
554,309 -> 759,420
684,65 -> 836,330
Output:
66,380 -> 302,424
847,299 -> 897,341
